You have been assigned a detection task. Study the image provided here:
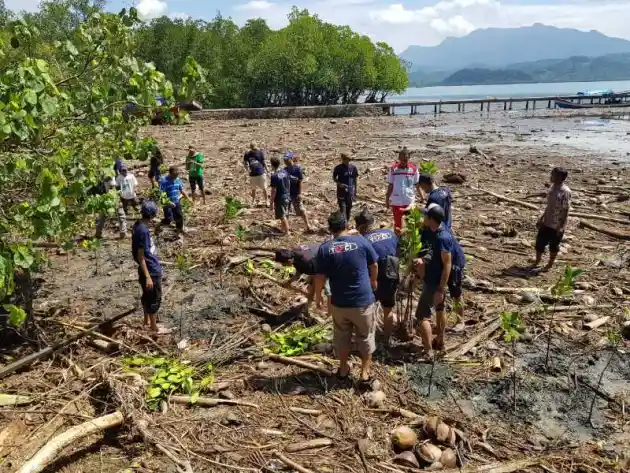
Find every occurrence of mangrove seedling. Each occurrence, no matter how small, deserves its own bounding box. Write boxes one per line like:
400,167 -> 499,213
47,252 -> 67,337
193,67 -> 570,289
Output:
235,224 -> 249,241
82,238 -> 102,276
224,196 -> 244,220
397,207 -> 424,338
501,311 -> 524,413
419,160 -> 439,176
264,325 -> 330,357
545,265 -> 583,368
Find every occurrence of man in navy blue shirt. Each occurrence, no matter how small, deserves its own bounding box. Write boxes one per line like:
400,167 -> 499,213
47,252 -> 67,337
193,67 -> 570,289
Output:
314,211 -> 378,382
355,209 -> 400,345
333,152 -> 359,222
419,173 -> 453,229
414,204 -> 465,358
270,156 -> 291,235
132,201 -> 163,333
244,143 -> 269,207
284,152 -> 312,232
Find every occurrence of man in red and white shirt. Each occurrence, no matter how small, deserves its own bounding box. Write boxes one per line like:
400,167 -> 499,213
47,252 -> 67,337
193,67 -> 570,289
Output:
385,147 -> 420,231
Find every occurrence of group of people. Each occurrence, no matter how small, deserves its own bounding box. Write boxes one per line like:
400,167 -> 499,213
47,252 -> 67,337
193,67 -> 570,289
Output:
122,142 -> 571,378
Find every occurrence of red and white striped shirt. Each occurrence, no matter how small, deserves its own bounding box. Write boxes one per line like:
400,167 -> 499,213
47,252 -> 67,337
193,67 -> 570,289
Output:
387,163 -> 420,206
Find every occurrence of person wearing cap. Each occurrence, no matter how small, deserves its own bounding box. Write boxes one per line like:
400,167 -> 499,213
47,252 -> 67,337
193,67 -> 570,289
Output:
132,201 -> 164,333
185,145 -> 206,205
414,203 -> 466,358
115,165 -> 139,238
355,209 -> 400,344
533,167 -> 571,271
275,243 -> 328,310
418,173 -> 453,229
314,211 -> 379,382
270,156 -> 291,235
333,152 -> 359,222
157,165 -> 189,236
284,152 -> 312,232
244,143 -> 269,206
386,147 -> 420,231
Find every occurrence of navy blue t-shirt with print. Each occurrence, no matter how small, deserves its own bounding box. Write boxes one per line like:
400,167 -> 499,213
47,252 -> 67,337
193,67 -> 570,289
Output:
244,149 -> 265,168
270,169 -> 291,203
316,235 -> 378,308
333,163 -> 359,199
365,229 -> 398,260
285,164 -> 304,198
427,187 -> 453,229
247,158 -> 265,177
424,225 -> 465,286
132,221 -> 162,276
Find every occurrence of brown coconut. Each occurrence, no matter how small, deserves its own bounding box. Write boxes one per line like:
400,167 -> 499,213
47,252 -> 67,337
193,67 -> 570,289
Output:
424,416 -> 440,438
446,427 -> 457,446
393,451 -> 420,469
417,443 -> 442,464
441,448 -> 457,468
390,426 -> 418,451
436,423 -> 450,443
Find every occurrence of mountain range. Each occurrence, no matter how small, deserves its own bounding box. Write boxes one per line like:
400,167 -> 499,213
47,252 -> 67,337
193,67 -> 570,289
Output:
401,24 -> 630,87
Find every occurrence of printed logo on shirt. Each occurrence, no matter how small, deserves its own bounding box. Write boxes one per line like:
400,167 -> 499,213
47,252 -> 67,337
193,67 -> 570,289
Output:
367,232 -> 393,243
149,238 -> 156,256
328,242 -> 358,254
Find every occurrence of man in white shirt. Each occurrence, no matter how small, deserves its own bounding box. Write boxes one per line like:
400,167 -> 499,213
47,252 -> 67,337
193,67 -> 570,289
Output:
385,147 -> 420,231
115,165 -> 139,238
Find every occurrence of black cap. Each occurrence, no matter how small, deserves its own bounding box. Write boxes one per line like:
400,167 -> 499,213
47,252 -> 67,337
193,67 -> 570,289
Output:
424,203 -> 445,224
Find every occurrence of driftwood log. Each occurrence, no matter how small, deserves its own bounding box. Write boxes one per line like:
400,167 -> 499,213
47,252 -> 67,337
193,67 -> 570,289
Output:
578,220 -> 630,240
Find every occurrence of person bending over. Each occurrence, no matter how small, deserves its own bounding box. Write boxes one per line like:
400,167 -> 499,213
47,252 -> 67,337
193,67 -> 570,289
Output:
270,156 -> 291,235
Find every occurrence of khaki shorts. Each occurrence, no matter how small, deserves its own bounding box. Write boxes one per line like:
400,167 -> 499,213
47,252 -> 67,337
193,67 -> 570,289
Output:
291,196 -> 306,217
250,175 -> 267,190
331,303 -> 376,357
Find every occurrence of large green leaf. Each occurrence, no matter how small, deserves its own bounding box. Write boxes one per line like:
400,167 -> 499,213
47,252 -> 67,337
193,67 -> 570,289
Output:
4,304 -> 27,328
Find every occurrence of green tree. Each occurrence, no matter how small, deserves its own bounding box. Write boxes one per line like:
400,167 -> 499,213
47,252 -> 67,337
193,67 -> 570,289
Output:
0,8 -> 173,329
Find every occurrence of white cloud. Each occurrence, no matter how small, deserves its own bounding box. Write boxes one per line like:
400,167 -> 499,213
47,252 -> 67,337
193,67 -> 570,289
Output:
137,0 -> 168,20
234,1 -> 274,11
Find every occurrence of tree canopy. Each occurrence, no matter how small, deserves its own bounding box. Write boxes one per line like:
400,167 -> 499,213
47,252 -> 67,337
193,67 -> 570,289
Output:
134,7 -> 409,107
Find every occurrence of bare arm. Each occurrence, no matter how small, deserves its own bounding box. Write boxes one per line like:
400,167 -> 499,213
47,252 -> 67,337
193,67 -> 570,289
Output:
270,188 -> 277,208
312,274 -> 326,306
137,248 -> 153,288
369,262 -> 378,290
385,183 -> 393,206
439,251 -> 452,291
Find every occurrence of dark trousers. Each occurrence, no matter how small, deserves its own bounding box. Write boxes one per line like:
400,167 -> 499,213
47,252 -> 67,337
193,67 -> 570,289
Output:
337,195 -> 353,222
162,202 -> 184,230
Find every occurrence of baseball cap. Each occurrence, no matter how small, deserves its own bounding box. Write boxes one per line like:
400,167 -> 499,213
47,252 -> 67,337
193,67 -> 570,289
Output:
424,203 -> 445,223
141,200 -> 159,218
284,152 -> 295,161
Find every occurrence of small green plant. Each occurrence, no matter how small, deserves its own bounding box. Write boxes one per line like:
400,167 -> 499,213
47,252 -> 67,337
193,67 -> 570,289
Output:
224,196 -> 244,220
235,224 -> 249,241
124,356 -> 214,409
3,304 -> 27,328
545,265 -> 583,368
264,325 -> 330,357
260,259 -> 276,275
149,187 -> 171,206
419,161 -> 439,176
180,197 -> 192,215
244,259 -> 255,275
501,311 -> 524,413
398,207 -> 424,338
81,238 -> 102,275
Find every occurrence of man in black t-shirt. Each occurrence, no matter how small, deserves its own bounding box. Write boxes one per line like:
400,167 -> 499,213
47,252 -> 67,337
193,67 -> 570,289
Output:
276,243 -> 329,311
333,152 -> 359,222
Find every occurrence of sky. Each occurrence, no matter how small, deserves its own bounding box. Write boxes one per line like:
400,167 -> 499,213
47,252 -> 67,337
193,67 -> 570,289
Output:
6,0 -> 630,52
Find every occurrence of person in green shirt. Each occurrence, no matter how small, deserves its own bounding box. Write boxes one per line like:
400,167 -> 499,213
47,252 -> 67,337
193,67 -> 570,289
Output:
186,145 -> 206,204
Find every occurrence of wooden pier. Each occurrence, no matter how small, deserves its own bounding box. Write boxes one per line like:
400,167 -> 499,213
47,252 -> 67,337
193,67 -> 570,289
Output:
392,91 -> 630,115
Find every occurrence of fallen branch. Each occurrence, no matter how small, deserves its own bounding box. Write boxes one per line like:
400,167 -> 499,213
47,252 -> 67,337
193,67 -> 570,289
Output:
572,212 -> 630,225
273,452 -> 315,473
447,319 -> 500,358
16,411 -> 124,473
266,354 -> 334,377
584,316 -> 610,330
284,438 -> 333,453
0,394 -> 32,406
440,458 -> 538,473
523,304 -> 612,315
170,396 -> 259,409
578,220 -> 630,240
0,307 -> 137,380
470,187 -> 539,211
250,268 -> 310,297
135,418 -> 193,473
289,407 -> 322,416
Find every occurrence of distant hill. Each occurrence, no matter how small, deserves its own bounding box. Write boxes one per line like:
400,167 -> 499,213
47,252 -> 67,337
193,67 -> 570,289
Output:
434,52 -> 630,87
441,68 -> 533,86
401,24 -> 630,72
